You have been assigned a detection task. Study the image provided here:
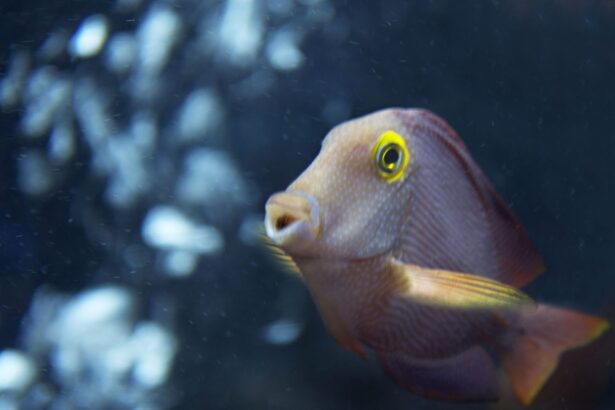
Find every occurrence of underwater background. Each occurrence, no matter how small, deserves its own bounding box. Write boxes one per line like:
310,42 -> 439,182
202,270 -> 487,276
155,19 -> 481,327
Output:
1,0 -> 614,409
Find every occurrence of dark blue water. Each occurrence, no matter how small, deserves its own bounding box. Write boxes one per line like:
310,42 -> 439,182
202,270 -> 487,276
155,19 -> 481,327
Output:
1,1 -> 614,409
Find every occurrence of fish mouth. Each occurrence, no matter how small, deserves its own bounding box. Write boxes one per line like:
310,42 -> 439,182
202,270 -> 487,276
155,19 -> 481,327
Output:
265,191 -> 320,252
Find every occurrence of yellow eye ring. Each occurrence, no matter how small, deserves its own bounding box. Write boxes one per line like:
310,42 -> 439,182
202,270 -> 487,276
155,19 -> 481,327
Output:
372,130 -> 410,182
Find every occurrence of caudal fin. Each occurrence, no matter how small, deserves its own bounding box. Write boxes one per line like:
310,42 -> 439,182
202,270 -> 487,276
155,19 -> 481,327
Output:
502,304 -> 610,406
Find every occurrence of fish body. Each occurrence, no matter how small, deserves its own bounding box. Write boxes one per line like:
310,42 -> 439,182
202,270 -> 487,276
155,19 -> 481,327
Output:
296,254 -> 498,357
264,108 -> 609,404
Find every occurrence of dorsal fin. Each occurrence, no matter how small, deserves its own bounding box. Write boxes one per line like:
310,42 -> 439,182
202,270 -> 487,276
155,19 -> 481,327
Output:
394,109 -> 544,288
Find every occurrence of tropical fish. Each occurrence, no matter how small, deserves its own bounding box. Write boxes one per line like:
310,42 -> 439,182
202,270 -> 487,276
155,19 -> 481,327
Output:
263,108 -> 610,405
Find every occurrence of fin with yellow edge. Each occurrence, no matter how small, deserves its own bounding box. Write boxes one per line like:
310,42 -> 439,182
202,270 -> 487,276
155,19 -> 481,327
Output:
502,304 -> 610,405
259,225 -> 302,277
389,258 -> 534,310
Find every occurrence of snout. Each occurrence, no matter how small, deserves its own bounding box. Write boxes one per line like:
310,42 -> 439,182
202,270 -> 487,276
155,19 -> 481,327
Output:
265,191 -> 321,253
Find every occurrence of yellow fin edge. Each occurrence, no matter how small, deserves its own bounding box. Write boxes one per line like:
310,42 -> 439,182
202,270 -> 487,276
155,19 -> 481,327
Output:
391,259 -> 534,310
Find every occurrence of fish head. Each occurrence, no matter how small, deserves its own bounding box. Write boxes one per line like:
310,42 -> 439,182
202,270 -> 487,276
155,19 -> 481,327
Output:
265,109 -> 417,259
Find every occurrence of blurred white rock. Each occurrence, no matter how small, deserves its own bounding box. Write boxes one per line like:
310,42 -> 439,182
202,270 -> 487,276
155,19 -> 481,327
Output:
266,28 -> 304,71
105,32 -> 137,74
37,30 -> 68,61
142,205 -> 224,255
73,78 -> 114,154
137,5 -> 180,74
48,120 -> 76,164
20,286 -> 178,408
216,0 -> 264,65
266,0 -> 294,17
68,15 -> 109,59
261,319 -> 303,346
104,131 -> 153,208
175,89 -> 222,142
49,287 -> 135,381
131,322 -> 177,388
163,250 -> 199,277
20,68 -> 71,138
0,51 -> 30,108
177,89 -> 223,142
0,350 -> 36,393
17,150 -> 53,196
175,148 -> 250,210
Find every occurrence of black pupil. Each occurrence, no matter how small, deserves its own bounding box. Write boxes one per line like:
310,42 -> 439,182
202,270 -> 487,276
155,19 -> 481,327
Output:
383,147 -> 399,165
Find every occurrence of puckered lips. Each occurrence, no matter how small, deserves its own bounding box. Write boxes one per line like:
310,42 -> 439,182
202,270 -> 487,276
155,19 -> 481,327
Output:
265,191 -> 320,254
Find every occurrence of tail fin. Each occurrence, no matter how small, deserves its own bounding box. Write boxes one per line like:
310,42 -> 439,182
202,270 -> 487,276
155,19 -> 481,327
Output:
502,304 -> 610,406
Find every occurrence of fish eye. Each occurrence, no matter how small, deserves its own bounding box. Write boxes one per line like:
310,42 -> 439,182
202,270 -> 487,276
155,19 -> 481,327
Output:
377,144 -> 403,174
372,130 -> 410,182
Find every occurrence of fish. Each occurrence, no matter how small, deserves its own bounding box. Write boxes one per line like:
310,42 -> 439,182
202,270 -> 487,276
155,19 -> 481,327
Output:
263,108 -> 610,405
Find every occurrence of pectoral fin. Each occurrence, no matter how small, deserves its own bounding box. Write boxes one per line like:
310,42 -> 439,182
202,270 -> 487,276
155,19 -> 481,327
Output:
260,225 -> 302,278
390,259 -> 534,310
